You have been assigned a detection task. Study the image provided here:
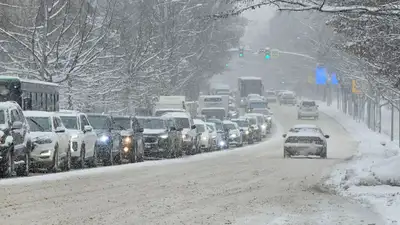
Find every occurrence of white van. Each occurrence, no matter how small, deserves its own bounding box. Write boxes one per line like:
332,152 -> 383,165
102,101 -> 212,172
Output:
297,100 -> 319,120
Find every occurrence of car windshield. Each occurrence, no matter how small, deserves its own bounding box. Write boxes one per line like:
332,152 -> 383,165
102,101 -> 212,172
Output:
223,123 -> 236,130
27,117 -> 52,132
87,115 -> 109,130
175,117 -> 190,128
0,110 -> 5,124
138,118 -> 165,129
60,116 -> 78,130
206,124 -> 215,132
155,110 -> 183,117
113,117 -> 131,130
249,102 -> 267,108
196,124 -> 205,133
302,101 -> 316,107
232,120 -> 249,127
248,118 -> 257,125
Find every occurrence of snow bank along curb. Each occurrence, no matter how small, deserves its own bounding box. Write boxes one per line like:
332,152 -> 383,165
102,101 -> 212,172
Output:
318,103 -> 400,225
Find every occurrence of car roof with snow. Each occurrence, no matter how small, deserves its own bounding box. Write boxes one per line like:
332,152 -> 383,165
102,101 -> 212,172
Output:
56,110 -> 83,117
245,113 -> 264,117
239,76 -> 262,80
193,119 -> 205,124
222,120 -> 235,124
23,111 -> 57,117
161,112 -> 191,118
137,116 -> 164,120
286,131 -> 323,138
292,124 -> 319,129
0,101 -> 20,109
205,122 -> 216,126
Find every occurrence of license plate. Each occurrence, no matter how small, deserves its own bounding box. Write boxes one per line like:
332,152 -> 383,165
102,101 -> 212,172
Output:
145,143 -> 152,148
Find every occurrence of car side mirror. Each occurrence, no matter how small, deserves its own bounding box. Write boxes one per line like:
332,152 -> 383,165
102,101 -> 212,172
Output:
55,127 -> 66,133
11,121 -> 23,130
282,134 -> 287,138
191,125 -> 196,129
240,129 -> 244,132
83,125 -> 93,132
170,127 -> 176,131
5,135 -> 13,146
324,134 -> 329,138
177,127 -> 183,131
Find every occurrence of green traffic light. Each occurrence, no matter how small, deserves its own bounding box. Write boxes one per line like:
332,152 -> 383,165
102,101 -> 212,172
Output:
265,54 -> 271,59
239,53 -> 243,57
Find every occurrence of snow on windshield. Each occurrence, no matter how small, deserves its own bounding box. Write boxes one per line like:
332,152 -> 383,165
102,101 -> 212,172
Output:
249,102 -> 267,109
138,118 -> 165,129
27,117 -> 52,132
175,117 -> 190,128
290,127 -> 321,134
113,118 -> 131,130
232,120 -> 248,127
196,124 -> 205,133
60,116 -> 78,130
87,115 -> 109,130
0,110 -> 5,124
206,124 -> 215,132
223,123 -> 236,130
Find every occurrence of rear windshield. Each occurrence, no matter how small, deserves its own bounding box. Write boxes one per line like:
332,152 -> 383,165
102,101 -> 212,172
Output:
302,101 -> 316,107
113,117 -> 131,130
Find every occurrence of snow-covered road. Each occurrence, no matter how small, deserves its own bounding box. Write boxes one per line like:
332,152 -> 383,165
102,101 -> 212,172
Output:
0,105 -> 384,225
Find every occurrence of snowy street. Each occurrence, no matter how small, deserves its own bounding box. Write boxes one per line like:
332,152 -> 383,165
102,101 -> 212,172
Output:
0,104 -> 384,225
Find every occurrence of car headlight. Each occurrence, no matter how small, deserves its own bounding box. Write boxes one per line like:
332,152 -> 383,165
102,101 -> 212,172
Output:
212,135 -> 217,139
245,130 -> 249,134
99,135 -> 109,142
267,117 -> 272,121
261,125 -> 266,129
202,136 -> 207,140
219,140 -> 225,146
159,134 -> 168,139
230,134 -> 237,138
124,137 -> 132,144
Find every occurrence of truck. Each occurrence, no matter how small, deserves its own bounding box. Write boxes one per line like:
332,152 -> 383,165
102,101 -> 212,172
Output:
198,95 -> 229,121
153,96 -> 186,117
237,77 -> 264,107
209,84 -> 230,96
185,101 -> 198,118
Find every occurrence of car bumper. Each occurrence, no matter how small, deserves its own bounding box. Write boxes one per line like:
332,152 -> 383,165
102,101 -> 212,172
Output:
284,144 -> 325,156
280,99 -> 296,104
299,111 -> 319,117
30,144 -> 55,165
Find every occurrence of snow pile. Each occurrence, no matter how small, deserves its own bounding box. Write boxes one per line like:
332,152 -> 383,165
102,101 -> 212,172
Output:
319,103 -> 400,224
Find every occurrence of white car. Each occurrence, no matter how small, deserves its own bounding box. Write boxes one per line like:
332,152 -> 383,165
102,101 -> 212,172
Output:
56,111 -> 97,168
282,124 -> 329,158
24,111 -> 71,172
205,122 -> 219,150
162,112 -> 197,154
193,119 -> 213,152
297,100 -> 319,119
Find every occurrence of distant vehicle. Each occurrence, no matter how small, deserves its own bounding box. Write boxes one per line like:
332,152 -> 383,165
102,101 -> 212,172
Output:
205,122 -> 220,150
245,113 -> 268,137
138,116 -> 183,158
0,101 -> 32,177
246,99 -> 269,114
25,111 -> 71,172
193,119 -> 213,152
0,76 -> 60,111
86,113 -> 115,166
265,91 -> 277,103
56,111 -> 97,168
282,124 -> 329,158
153,96 -> 186,117
223,120 -> 243,147
297,100 -> 319,120
162,112 -> 196,155
210,83 -> 230,96
116,116 -> 144,164
238,77 -> 264,107
231,117 -> 253,144
206,118 -> 227,149
279,92 -> 296,105
198,95 -> 229,120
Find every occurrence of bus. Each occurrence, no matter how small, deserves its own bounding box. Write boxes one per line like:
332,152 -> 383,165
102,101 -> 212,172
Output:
0,76 -> 60,111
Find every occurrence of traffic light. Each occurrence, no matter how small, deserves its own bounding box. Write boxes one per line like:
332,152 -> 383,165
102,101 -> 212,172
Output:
265,50 -> 271,59
239,48 -> 244,57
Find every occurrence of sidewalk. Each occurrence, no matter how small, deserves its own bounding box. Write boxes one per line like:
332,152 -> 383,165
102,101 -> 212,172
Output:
318,102 -> 400,225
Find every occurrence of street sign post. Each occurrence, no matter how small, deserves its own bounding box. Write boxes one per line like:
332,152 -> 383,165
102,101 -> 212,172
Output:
315,66 -> 327,85
352,80 -> 361,94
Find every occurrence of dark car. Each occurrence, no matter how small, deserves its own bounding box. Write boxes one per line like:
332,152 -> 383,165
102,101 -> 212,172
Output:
0,102 -> 32,177
138,116 -> 183,158
87,113 -> 114,166
114,116 -> 144,164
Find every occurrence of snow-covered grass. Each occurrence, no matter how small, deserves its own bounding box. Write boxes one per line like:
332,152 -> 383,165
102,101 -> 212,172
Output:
0,123 -> 283,186
319,102 -> 400,225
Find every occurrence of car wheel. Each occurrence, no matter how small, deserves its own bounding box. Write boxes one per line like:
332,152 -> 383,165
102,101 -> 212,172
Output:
62,146 -> 71,171
1,148 -> 14,178
49,146 -> 60,173
89,147 -> 98,168
78,143 -> 86,169
320,148 -> 327,158
284,149 -> 291,158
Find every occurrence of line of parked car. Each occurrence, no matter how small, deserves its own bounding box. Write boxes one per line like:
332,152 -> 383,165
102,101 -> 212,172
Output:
0,101 -> 274,178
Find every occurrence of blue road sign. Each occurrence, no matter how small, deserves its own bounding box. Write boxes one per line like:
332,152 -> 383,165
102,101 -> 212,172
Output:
315,66 -> 327,85
331,73 -> 338,85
